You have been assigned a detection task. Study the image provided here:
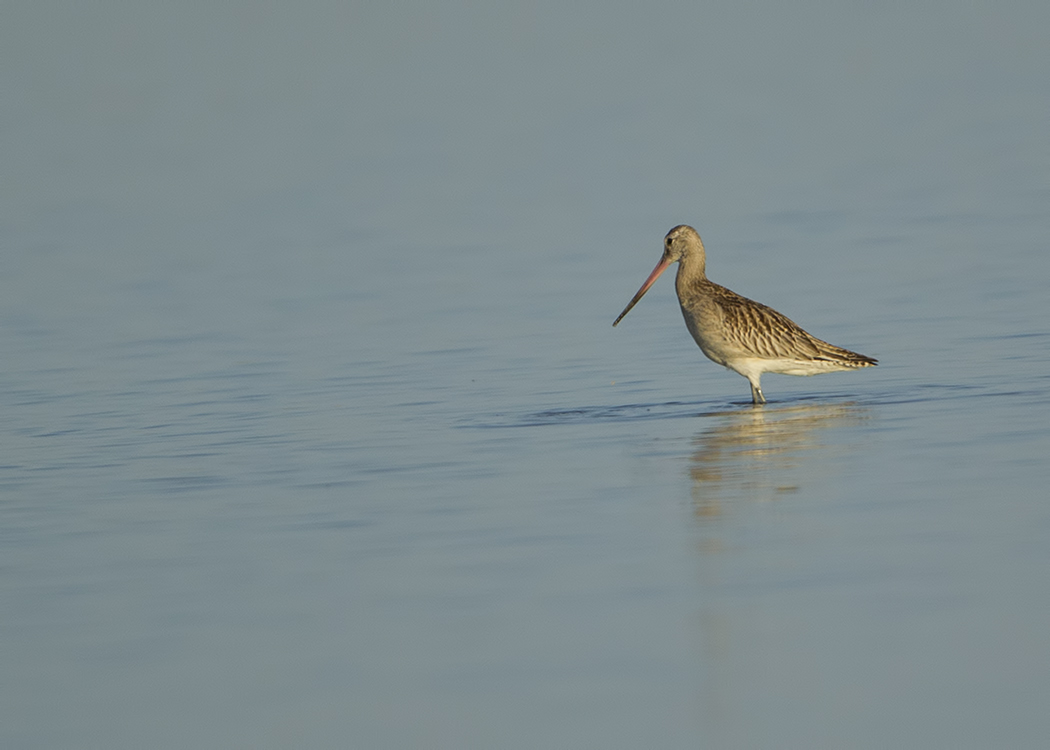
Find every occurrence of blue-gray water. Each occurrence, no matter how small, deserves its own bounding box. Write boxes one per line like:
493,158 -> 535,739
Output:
3,3 -> 1049,748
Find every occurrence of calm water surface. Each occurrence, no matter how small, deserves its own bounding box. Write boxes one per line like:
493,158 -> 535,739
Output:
2,3 -> 1049,748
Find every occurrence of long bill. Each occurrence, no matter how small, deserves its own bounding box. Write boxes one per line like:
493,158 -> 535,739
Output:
612,255 -> 672,327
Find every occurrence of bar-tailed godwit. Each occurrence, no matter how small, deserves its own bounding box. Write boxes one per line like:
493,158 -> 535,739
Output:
613,224 -> 877,404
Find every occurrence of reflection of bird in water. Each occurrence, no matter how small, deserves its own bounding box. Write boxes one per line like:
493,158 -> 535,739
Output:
613,225 -> 877,404
688,402 -> 870,521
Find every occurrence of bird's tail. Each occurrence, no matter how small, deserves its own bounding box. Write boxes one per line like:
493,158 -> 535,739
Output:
813,341 -> 878,367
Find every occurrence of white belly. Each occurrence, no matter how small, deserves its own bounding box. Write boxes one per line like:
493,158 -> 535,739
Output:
726,357 -> 851,379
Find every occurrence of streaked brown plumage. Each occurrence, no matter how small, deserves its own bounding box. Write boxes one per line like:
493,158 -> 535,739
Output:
613,224 -> 876,404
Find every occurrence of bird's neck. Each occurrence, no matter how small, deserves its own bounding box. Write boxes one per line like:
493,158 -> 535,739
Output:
675,252 -> 707,288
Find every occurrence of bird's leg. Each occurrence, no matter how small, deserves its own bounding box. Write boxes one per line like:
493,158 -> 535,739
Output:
749,380 -> 766,405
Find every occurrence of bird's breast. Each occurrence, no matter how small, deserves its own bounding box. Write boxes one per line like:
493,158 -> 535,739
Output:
678,296 -> 733,367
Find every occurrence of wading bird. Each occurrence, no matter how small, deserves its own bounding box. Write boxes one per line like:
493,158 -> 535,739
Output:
613,225 -> 876,404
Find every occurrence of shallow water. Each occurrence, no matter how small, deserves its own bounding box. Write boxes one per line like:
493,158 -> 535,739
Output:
3,3 -> 1050,748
